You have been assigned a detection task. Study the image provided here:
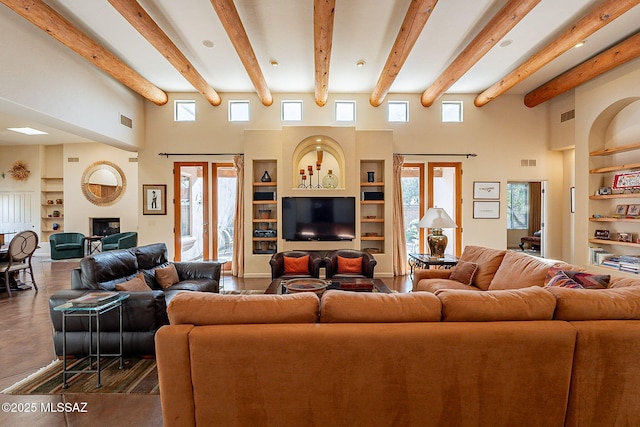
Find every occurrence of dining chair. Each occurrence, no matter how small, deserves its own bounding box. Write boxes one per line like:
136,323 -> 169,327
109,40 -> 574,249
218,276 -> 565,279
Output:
0,230 -> 39,297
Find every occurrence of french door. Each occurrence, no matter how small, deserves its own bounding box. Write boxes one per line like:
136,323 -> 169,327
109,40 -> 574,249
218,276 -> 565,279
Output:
174,162 -> 209,261
428,162 -> 462,257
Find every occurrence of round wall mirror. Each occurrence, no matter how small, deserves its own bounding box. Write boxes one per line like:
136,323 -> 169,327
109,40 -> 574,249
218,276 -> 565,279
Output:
81,161 -> 126,206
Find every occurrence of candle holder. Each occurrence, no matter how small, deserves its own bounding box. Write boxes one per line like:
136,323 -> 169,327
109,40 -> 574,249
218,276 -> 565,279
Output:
299,169 -> 306,188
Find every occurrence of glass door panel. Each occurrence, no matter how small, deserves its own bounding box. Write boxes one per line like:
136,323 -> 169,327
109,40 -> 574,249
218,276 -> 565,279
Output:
174,162 -> 209,261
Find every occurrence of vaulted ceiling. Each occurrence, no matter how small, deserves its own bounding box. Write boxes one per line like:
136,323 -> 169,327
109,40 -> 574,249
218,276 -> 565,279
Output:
2,0 -> 640,144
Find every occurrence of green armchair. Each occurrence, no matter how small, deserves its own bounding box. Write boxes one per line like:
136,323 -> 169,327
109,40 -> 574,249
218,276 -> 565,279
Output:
49,232 -> 85,260
101,232 -> 138,251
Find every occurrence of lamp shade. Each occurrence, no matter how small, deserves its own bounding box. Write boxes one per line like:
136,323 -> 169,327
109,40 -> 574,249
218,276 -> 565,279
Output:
418,208 -> 457,229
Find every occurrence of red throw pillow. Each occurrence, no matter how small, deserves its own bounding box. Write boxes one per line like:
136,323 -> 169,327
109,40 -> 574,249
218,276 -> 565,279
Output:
337,256 -> 362,274
284,255 -> 310,274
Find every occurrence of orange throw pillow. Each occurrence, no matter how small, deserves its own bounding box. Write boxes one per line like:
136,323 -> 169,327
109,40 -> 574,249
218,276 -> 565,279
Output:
337,256 -> 362,274
155,264 -> 180,289
115,273 -> 150,292
284,255 -> 310,274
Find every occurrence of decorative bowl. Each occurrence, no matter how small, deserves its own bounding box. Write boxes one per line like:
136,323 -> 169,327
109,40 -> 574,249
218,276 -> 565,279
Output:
283,278 -> 330,295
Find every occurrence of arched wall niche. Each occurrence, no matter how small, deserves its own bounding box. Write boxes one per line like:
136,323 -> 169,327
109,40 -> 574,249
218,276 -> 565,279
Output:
292,135 -> 346,189
588,97 -> 640,151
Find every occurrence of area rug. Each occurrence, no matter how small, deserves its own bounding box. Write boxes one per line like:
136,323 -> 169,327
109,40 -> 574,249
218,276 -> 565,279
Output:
221,289 -> 265,295
2,357 -> 158,395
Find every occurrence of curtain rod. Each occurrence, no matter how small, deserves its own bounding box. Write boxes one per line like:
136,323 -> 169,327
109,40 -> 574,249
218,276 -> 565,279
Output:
398,153 -> 478,158
158,152 -> 243,158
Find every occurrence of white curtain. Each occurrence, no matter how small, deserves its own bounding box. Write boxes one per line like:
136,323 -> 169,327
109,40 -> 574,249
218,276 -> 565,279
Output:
232,155 -> 244,277
392,154 -> 407,276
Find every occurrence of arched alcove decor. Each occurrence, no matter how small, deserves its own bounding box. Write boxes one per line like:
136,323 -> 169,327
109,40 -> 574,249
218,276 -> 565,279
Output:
81,161 -> 126,206
588,97 -> 640,151
292,135 -> 346,189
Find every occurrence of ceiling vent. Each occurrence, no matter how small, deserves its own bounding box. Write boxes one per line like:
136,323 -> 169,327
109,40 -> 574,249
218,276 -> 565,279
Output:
120,114 -> 133,128
520,159 -> 537,167
560,109 -> 575,122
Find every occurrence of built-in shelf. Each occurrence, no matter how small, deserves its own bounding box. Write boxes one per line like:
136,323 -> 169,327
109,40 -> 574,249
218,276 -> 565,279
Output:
252,160 -> 277,255
590,141 -> 640,156
590,193 -> 640,200
590,217 -> 640,223
589,238 -> 640,248
589,163 -> 640,174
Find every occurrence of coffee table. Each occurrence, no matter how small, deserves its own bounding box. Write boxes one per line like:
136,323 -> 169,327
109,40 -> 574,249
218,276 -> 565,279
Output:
265,277 -> 392,294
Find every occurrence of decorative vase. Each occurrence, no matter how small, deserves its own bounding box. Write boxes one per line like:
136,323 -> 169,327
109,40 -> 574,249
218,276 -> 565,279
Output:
367,171 -> 375,183
52,210 -> 61,217
258,209 -> 271,219
260,171 -> 272,182
52,223 -> 59,230
322,170 -> 339,189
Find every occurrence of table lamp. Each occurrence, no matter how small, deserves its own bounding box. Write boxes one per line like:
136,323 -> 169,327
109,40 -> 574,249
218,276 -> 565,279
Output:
418,208 -> 457,258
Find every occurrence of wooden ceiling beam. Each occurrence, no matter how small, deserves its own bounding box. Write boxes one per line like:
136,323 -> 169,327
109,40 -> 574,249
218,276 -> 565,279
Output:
210,0 -> 273,107
475,0 -> 640,107
369,0 -> 438,107
524,31 -> 640,107
314,0 -> 335,107
421,0 -> 540,107
0,0 -> 168,105
108,0 -> 221,106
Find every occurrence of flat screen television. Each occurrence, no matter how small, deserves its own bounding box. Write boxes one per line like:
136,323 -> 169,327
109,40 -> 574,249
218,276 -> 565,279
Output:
282,197 -> 356,241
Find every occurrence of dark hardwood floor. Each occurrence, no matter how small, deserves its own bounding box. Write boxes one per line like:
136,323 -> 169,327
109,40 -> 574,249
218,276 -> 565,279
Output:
0,257 -> 412,426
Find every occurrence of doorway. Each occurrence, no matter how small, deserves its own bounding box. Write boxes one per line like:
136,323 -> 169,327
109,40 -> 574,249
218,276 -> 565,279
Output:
507,181 -> 545,257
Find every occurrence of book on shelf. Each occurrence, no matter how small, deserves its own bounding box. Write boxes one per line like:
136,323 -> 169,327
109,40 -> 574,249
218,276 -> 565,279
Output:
68,292 -> 119,307
601,257 -> 620,269
589,247 -> 606,265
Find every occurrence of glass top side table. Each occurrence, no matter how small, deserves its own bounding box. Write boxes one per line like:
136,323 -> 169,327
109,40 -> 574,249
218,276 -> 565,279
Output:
54,293 -> 129,388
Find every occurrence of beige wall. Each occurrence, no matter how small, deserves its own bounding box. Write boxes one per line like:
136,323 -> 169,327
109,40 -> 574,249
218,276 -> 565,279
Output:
138,91 -> 565,276
63,143 -> 139,238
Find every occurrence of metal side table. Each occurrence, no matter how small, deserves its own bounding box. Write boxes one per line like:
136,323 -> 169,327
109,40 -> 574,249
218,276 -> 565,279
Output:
53,293 -> 129,388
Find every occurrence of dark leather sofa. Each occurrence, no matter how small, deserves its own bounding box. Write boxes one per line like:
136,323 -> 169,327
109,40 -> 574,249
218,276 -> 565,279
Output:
49,243 -> 220,356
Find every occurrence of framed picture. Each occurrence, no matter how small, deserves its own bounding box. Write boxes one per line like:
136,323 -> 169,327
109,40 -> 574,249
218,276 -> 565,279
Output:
617,232 -> 633,243
143,184 -> 167,215
570,187 -> 575,213
473,201 -> 500,219
628,204 -> 640,216
615,204 -> 629,215
473,182 -> 500,199
594,229 -> 610,240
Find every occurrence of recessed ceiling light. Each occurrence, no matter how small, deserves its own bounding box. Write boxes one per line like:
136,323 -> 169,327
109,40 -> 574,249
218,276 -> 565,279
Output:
7,127 -> 48,135
202,40 -> 214,48
270,60 -> 279,67
355,60 -> 366,68
499,39 -> 512,48
574,40 -> 586,48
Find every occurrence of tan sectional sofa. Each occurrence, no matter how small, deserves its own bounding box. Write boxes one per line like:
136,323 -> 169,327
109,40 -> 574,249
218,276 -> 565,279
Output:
156,281 -> 640,427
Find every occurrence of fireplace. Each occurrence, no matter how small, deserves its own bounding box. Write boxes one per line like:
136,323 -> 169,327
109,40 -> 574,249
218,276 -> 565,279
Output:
91,218 -> 120,236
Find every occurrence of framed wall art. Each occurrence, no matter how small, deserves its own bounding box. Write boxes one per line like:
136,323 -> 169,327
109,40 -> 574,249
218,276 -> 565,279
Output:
143,184 -> 167,215
473,181 -> 500,199
628,204 -> 640,216
473,201 -> 500,219
615,204 -> 629,215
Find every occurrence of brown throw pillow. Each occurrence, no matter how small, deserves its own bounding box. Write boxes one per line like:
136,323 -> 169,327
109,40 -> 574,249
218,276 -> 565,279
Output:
115,273 -> 150,292
449,261 -> 479,286
155,264 -> 180,289
337,256 -> 362,274
284,255 -> 310,274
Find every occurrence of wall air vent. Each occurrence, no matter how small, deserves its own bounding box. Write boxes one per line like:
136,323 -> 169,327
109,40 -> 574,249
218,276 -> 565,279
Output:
128,158 -> 138,163
560,109 -> 575,122
120,114 -> 133,128
520,159 -> 537,167
67,157 -> 79,163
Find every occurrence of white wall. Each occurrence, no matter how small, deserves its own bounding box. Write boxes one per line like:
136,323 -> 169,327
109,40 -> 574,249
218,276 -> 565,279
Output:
0,7 -> 145,151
